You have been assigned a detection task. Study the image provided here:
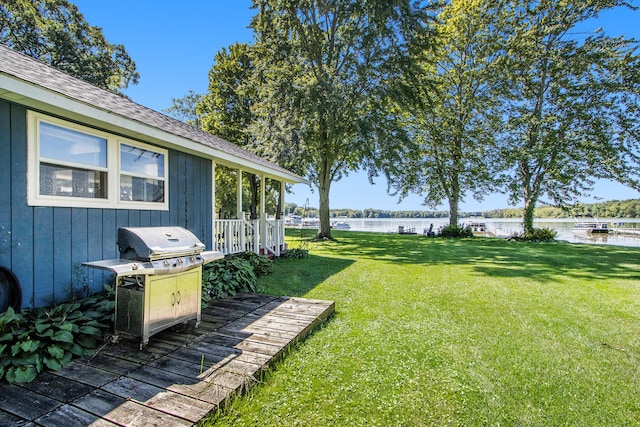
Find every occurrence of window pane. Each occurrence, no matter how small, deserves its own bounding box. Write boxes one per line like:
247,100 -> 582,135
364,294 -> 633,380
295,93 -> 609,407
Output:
120,175 -> 164,203
120,144 -> 165,178
40,163 -> 107,198
40,122 -> 107,167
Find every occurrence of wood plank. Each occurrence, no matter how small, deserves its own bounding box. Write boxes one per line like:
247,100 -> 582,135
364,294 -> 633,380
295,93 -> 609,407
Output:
101,376 -> 170,402
33,404 -> 118,427
9,104 -> 34,309
33,207 -> 55,306
101,400 -> 192,427
53,361 -> 120,388
97,374 -> 212,423
124,368 -> 229,406
201,332 -> 283,357
0,383 -> 61,421
140,389 -> 212,423
52,207 -> 72,301
0,409 -> 27,427
77,353 -> 144,376
19,371 -> 94,403
183,341 -> 272,366
70,389 -> 126,420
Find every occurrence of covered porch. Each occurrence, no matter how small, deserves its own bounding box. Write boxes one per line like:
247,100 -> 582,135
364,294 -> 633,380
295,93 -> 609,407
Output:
211,164 -> 301,257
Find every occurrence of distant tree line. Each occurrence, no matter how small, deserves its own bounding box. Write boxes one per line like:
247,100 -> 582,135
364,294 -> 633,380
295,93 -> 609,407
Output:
286,199 -> 640,220
485,199 -> 640,219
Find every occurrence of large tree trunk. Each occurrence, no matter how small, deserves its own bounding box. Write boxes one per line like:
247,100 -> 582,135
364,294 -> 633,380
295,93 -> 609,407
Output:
523,196 -> 536,234
316,155 -> 333,240
448,195 -> 459,227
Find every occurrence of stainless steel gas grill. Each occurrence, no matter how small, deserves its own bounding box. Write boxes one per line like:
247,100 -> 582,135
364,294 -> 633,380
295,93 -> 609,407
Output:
84,226 -> 223,348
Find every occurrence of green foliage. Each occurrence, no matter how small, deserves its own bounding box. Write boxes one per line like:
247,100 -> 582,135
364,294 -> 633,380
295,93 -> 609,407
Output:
234,251 -> 274,277
0,288 -> 114,384
438,225 -> 473,238
510,227 -> 558,242
0,0 -> 139,93
281,248 -> 309,259
201,256 -> 258,306
496,1 -> 640,232
249,0 -> 433,239
390,0 -> 503,226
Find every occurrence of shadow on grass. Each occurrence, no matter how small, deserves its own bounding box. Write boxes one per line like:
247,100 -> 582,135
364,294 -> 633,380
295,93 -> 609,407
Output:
259,253 -> 356,297
316,230 -> 640,283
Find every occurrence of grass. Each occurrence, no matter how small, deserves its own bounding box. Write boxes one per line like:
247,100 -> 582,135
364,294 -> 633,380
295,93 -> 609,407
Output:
200,230 -> 640,426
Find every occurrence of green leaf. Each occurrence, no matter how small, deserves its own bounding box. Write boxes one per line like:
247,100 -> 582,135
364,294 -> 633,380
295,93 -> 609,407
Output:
52,330 -> 74,343
0,332 -> 13,342
0,307 -> 16,324
58,321 -> 74,332
19,340 -> 41,353
79,325 -> 102,337
68,342 -> 86,356
34,322 -> 52,334
10,366 -> 38,384
76,335 -> 97,349
47,344 -> 65,359
43,356 -> 63,371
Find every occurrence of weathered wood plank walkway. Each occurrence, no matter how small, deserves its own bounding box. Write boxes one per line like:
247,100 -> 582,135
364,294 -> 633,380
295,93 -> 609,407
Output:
0,293 -> 334,426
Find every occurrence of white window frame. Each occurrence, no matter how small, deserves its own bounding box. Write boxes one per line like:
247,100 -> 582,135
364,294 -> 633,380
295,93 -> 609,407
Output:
27,111 -> 169,210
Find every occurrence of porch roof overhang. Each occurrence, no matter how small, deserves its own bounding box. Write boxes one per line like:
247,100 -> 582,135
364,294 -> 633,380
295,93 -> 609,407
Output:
0,45 -> 308,185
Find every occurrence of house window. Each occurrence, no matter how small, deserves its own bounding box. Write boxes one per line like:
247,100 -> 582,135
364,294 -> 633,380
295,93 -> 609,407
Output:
120,143 -> 165,203
38,122 -> 108,199
28,112 -> 169,210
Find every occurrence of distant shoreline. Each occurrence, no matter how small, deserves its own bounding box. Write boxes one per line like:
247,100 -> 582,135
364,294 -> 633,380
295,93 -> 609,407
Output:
288,198 -> 640,220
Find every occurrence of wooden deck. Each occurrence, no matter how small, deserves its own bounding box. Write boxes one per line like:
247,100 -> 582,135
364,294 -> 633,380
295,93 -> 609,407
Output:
0,293 -> 335,426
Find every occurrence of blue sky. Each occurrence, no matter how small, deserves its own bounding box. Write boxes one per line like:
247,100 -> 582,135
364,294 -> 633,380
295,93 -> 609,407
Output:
71,0 -> 640,211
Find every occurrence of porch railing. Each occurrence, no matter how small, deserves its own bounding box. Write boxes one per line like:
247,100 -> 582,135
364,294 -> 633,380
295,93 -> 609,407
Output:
213,218 -> 285,256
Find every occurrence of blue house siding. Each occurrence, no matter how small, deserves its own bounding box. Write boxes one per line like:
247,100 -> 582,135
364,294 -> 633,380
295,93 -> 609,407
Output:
0,100 -> 213,309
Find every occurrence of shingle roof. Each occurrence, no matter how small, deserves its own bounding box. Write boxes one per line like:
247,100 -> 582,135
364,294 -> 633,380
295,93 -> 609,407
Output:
0,44 -> 305,182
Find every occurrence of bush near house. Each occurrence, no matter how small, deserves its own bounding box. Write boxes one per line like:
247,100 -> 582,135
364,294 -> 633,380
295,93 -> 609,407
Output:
0,289 -> 114,384
201,252 -> 273,306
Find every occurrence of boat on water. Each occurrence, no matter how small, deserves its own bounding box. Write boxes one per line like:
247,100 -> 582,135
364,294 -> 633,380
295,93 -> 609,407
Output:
301,217 -> 320,228
331,218 -> 351,230
572,215 -> 609,234
284,214 -> 302,227
397,225 -> 417,234
465,215 -> 487,236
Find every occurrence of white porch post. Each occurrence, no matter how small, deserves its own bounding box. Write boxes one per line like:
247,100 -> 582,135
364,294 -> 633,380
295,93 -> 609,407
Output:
211,161 -> 217,220
211,161 -> 217,250
260,175 -> 267,252
236,168 -> 243,220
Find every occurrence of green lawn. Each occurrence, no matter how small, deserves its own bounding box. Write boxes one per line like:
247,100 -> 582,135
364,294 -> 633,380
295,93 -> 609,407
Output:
201,230 -> 640,426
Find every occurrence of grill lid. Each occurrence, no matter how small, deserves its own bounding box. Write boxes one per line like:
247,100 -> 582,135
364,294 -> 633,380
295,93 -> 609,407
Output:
118,226 -> 205,261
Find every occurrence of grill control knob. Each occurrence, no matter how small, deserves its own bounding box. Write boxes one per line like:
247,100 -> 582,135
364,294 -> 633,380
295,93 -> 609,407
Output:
162,260 -> 170,267
131,263 -> 139,270
177,258 -> 184,264
189,256 -> 196,263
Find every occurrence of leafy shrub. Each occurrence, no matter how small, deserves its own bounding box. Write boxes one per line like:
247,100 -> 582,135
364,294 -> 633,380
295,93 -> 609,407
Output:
281,248 -> 309,259
202,257 -> 258,306
438,225 -> 474,238
510,227 -> 557,242
0,289 -> 114,384
234,251 -> 273,276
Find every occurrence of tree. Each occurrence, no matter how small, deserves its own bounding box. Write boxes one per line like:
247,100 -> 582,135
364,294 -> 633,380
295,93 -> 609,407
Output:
0,0 -> 139,93
497,0 -> 640,233
249,0 -> 432,239
165,90 -> 203,127
389,0 -> 504,227
197,43 -> 262,219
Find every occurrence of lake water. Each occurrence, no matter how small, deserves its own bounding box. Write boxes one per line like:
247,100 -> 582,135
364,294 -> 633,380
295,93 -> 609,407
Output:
332,217 -> 640,248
